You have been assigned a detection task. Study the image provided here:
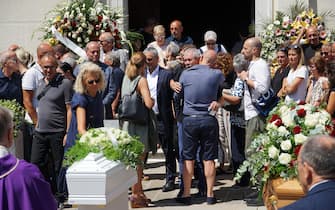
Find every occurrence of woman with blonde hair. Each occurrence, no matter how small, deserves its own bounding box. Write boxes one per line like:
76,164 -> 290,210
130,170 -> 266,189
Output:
120,52 -> 154,208
147,25 -> 169,68
65,62 -> 106,150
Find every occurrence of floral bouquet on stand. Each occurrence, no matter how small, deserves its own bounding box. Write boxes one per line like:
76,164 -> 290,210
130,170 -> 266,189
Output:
64,127 -> 144,169
234,100 -> 335,191
40,0 -> 123,48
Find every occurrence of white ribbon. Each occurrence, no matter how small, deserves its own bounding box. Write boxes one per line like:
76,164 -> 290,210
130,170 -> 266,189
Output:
51,26 -> 87,59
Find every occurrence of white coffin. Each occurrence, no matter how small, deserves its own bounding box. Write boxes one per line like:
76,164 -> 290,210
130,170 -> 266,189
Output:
66,152 -> 137,206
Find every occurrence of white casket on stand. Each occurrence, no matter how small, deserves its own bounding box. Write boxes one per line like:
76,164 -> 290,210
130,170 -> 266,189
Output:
66,153 -> 137,210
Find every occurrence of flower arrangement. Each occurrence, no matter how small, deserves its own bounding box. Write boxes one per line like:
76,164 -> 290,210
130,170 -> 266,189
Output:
260,12 -> 293,62
0,99 -> 25,138
40,0 -> 123,48
64,127 -> 144,168
291,9 -> 329,44
261,8 -> 334,65
234,100 -> 335,190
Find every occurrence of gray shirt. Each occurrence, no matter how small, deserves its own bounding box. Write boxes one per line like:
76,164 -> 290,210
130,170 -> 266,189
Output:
35,74 -> 73,132
179,64 -> 224,116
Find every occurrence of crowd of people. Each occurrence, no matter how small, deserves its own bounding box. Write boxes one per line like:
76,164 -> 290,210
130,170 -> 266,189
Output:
1,18 -> 335,210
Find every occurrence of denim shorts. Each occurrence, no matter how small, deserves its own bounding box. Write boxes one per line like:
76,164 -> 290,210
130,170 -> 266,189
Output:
182,115 -> 218,160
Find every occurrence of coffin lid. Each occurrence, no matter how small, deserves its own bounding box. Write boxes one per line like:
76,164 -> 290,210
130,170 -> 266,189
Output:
67,152 -> 123,174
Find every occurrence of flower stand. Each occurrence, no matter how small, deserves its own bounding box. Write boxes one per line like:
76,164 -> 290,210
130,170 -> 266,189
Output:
66,153 -> 137,210
263,178 -> 305,210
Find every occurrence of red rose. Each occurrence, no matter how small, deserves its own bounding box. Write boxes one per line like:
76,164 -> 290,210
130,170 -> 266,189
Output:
298,100 -> 305,105
269,114 -> 280,123
296,108 -> 306,117
97,15 -> 103,22
274,119 -> 282,127
294,145 -> 302,155
293,126 -> 302,134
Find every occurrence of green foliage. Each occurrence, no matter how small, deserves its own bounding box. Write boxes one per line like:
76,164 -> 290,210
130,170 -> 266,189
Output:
64,127 -> 144,168
0,99 -> 24,138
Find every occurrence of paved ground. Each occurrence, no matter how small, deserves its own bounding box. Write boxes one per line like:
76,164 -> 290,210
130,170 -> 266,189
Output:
133,151 -> 266,210
65,150 -> 266,210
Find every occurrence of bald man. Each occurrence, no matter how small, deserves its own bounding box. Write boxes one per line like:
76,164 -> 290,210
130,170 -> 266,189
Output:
279,135 -> 335,210
165,20 -> 193,48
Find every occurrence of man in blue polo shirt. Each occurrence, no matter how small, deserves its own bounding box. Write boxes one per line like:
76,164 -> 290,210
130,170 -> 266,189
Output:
176,49 -> 224,205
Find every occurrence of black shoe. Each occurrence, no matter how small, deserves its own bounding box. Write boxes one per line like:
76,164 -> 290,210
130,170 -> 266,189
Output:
177,190 -> 184,198
175,196 -> 192,205
243,190 -> 259,201
194,191 -> 206,198
206,197 -> 217,205
246,198 -> 264,206
162,181 -> 175,192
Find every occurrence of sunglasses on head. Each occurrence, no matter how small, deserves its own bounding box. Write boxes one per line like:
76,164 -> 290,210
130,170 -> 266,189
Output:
87,79 -> 100,84
288,44 -> 300,49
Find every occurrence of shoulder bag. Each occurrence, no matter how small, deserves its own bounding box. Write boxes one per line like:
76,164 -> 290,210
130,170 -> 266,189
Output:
248,87 -> 279,117
118,79 -> 149,124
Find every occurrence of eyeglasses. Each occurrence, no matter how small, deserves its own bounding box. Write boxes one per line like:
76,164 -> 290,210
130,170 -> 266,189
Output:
7,58 -> 18,64
279,47 -> 288,53
42,65 -> 57,70
321,52 -> 329,56
154,35 -> 165,39
87,79 -> 100,85
206,42 -> 216,46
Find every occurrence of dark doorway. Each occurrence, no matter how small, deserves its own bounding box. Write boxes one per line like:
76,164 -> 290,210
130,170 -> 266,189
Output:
128,0 -> 254,52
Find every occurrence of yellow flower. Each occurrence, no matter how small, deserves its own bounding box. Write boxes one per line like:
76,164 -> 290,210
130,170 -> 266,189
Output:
306,9 -> 315,19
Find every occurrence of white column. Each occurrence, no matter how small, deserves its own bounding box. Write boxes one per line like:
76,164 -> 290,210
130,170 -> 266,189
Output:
255,0 -> 273,36
106,0 -> 129,31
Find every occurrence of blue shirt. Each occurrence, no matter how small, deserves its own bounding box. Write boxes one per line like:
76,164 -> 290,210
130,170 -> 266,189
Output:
0,70 -> 22,105
179,64 -> 224,116
166,35 -> 193,47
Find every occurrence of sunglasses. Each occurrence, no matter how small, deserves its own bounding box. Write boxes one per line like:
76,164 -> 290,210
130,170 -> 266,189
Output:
87,79 -> 100,85
321,52 -> 329,56
206,42 -> 216,46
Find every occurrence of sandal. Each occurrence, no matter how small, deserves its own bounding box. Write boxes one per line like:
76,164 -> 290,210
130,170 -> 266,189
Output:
129,195 -> 148,208
140,192 -> 152,204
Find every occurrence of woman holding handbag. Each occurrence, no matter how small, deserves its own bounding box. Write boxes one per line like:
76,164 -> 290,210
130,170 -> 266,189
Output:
120,52 -> 154,208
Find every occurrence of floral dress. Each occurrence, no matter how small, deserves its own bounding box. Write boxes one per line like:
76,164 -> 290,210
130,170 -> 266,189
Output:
308,76 -> 329,105
230,78 -> 246,128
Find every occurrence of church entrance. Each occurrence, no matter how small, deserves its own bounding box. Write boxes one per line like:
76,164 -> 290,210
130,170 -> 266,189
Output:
128,0 -> 254,51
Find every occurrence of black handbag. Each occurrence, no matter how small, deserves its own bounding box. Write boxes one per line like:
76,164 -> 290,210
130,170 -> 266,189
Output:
249,88 -> 279,117
118,80 -> 149,124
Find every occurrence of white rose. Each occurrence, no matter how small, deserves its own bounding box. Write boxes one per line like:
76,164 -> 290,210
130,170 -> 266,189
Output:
294,133 -> 307,145
279,105 -> 290,115
280,140 -> 292,151
282,113 -> 294,127
278,153 -> 291,165
266,122 -> 277,130
278,126 -> 290,136
274,20 -> 280,25
283,16 -> 290,22
77,37 -> 82,43
267,24 -> 274,30
268,146 -> 279,159
305,113 -> 319,127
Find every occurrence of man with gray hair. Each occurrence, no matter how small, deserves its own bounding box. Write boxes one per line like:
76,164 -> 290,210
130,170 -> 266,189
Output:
279,135 -> 335,210
0,106 -> 57,210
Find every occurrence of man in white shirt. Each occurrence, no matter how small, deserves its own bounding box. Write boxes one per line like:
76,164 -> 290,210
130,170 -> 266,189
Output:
238,37 -> 271,206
